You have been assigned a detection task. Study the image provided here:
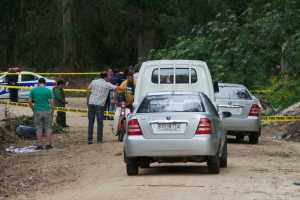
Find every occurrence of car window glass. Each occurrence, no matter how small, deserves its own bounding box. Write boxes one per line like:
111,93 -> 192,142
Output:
160,68 -> 174,84
191,68 -> 197,83
152,68 -> 197,84
22,74 -> 38,82
176,68 -> 197,83
216,86 -> 252,100
151,68 -> 173,84
137,94 -> 203,113
5,74 -> 19,83
1,75 -> 7,83
202,94 -> 219,117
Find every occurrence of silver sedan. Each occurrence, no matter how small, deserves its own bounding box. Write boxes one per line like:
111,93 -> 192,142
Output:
215,83 -> 262,144
123,92 -> 230,175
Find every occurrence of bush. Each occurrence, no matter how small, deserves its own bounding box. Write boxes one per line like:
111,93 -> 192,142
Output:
257,76 -> 300,113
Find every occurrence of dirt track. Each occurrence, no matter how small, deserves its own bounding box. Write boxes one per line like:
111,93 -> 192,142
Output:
1,99 -> 300,200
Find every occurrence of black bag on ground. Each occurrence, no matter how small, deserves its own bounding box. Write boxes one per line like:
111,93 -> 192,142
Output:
16,125 -> 36,139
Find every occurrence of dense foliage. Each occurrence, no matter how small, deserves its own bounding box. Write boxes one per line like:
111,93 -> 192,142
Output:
0,0 -> 219,70
1,1 -> 300,109
152,0 -> 300,89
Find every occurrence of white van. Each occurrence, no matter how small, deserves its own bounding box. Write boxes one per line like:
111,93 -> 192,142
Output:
134,60 -> 217,106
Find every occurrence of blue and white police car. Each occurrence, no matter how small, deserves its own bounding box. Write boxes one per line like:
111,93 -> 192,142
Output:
0,71 -> 56,99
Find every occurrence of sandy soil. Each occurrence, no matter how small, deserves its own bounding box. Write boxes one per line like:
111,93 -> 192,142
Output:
1,99 -> 300,200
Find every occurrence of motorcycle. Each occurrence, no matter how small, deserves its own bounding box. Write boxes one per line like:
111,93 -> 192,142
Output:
114,101 -> 130,142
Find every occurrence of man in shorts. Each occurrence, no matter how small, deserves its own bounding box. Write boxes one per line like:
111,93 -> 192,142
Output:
29,78 -> 54,150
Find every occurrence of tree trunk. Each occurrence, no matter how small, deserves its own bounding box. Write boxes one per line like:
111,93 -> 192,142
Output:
62,0 -> 76,69
137,29 -> 157,63
5,0 -> 21,66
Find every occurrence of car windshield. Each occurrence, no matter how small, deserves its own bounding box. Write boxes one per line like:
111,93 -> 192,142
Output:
137,94 -> 204,113
216,86 -> 252,100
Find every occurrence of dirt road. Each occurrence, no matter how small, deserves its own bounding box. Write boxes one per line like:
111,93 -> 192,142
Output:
1,100 -> 300,200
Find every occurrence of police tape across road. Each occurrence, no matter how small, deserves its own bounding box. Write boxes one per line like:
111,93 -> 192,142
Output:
262,116 -> 300,121
0,85 -> 88,93
0,100 -> 114,117
0,100 -> 299,123
0,72 -> 103,76
252,89 -> 272,94
0,85 -> 273,95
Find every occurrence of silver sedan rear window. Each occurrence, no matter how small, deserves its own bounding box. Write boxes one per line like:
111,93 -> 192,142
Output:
216,86 -> 252,100
137,94 -> 204,113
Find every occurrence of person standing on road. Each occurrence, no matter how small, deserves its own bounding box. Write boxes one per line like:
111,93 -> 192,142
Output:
6,67 -> 19,102
29,78 -> 54,150
118,72 -> 135,111
112,72 -> 135,136
106,69 -> 117,119
87,69 -> 120,144
53,80 -> 68,128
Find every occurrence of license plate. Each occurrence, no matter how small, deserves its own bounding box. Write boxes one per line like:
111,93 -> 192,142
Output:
158,123 -> 181,131
221,107 -> 242,115
152,123 -> 185,134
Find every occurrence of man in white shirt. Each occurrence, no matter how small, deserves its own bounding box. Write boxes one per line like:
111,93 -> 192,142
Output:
87,69 -> 119,144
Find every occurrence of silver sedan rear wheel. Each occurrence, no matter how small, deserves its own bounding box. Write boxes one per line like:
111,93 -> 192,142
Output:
249,134 -> 259,144
126,158 -> 139,176
207,154 -> 220,174
220,141 -> 228,168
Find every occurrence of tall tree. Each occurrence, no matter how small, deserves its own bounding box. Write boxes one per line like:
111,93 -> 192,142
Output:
62,0 -> 77,69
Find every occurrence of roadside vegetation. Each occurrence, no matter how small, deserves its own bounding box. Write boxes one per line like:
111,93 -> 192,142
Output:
151,0 -> 300,111
1,1 -> 300,110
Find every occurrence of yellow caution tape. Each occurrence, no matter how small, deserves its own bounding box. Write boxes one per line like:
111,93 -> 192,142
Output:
262,116 -> 300,121
0,85 -> 32,90
63,88 -> 88,93
0,101 -> 29,107
55,107 -> 114,117
253,89 -> 272,94
1,100 -> 300,122
0,72 -> 102,76
1,83 -> 272,95
0,101 -> 114,117
0,85 -> 273,95
38,72 -> 102,76
0,85 -> 88,93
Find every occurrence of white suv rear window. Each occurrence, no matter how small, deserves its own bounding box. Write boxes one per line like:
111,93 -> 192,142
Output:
152,68 -> 197,84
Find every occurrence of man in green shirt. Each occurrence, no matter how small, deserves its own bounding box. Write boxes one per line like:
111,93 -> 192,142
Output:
53,80 -> 68,128
29,78 -> 54,150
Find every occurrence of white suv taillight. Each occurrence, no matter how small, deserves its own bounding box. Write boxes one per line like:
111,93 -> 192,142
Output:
249,104 -> 260,116
195,118 -> 212,135
127,119 -> 142,136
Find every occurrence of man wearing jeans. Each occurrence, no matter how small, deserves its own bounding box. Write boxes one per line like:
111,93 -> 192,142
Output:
29,78 -> 54,150
87,70 -> 119,144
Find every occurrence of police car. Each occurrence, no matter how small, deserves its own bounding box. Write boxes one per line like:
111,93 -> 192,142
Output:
0,71 -> 56,99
